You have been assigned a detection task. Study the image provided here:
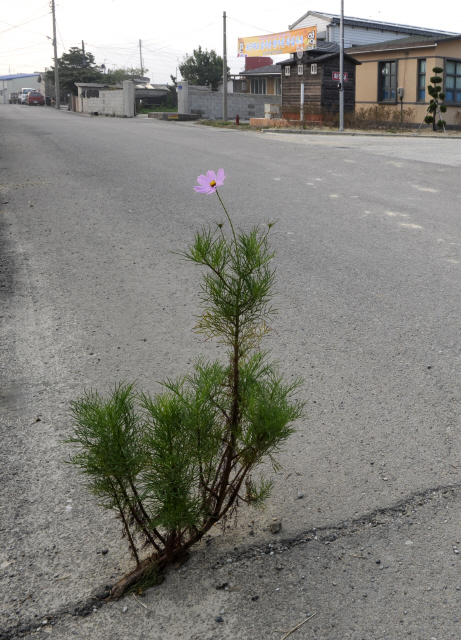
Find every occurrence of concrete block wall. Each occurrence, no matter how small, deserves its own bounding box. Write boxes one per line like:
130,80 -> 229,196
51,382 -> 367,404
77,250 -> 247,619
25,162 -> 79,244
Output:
83,89 -> 124,116
177,81 -> 281,120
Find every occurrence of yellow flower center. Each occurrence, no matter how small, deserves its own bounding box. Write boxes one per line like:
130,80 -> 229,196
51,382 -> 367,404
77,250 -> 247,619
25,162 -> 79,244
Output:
209,180 -> 216,187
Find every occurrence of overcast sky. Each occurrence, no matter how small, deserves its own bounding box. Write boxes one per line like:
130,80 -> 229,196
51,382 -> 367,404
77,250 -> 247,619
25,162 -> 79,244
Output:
1,0 -> 460,82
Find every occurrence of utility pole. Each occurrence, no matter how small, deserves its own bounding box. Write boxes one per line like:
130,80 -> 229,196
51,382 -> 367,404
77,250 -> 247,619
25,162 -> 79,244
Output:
223,11 -> 227,121
82,40 -> 86,66
139,39 -> 144,76
51,0 -> 60,109
339,0 -> 344,131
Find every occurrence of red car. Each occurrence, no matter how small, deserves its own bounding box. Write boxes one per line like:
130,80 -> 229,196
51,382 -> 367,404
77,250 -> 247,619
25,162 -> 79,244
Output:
26,91 -> 45,106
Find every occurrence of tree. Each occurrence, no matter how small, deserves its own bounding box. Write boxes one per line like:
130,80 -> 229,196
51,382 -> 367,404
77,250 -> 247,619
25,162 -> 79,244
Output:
106,67 -> 149,85
424,66 -> 447,131
46,47 -> 104,96
179,46 -> 230,89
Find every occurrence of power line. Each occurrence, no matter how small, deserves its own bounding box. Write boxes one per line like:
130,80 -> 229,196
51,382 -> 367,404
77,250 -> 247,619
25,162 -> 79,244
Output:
0,11 -> 51,36
227,16 -> 275,34
0,20 -> 49,38
0,40 -> 51,55
56,20 -> 66,51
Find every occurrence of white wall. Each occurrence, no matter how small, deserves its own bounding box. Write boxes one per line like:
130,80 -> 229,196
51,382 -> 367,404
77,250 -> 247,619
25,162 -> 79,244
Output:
77,83 -> 135,117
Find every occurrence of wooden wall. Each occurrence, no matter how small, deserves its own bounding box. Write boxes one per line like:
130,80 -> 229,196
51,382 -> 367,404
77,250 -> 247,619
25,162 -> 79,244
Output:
321,58 -> 356,113
282,54 -> 357,119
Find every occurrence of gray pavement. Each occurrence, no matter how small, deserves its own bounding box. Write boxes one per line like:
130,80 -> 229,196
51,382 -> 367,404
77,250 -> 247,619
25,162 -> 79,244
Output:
1,105 -> 461,639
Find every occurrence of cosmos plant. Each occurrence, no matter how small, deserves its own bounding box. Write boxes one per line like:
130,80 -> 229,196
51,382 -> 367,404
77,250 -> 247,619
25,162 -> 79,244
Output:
68,170 -> 304,597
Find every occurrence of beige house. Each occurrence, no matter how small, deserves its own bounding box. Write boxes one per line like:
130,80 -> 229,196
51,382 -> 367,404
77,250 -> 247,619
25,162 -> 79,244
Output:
349,35 -> 461,126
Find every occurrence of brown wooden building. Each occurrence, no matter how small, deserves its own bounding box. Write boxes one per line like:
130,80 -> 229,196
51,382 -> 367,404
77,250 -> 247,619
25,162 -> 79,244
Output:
280,43 -> 360,120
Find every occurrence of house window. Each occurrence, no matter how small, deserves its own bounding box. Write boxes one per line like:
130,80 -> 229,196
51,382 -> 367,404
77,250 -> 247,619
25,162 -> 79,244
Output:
250,78 -> 267,94
275,77 -> 281,95
298,64 -> 304,75
311,63 -> 318,75
417,59 -> 426,101
445,60 -> 461,102
241,81 -> 247,91
285,66 -> 291,76
379,61 -> 396,101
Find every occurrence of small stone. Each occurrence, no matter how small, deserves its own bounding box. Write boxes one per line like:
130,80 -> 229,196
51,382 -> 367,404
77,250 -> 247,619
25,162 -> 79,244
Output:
427,365 -> 432,369
101,549 -> 108,555
251,595 -> 259,601
298,492 -> 304,499
122,606 -> 128,613
376,560 -> 381,564
269,520 -> 282,534
275,565 -> 283,571
215,616 -> 224,623
42,620 -> 48,625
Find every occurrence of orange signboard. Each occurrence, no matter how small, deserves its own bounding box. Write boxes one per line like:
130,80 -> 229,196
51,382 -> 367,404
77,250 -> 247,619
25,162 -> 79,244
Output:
238,27 -> 316,57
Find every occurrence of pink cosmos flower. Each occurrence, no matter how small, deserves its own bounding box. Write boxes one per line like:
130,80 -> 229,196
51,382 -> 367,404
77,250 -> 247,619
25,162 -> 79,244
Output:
194,169 -> 226,195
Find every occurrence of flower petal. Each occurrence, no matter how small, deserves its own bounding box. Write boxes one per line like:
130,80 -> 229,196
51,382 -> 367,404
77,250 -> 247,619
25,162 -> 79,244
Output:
205,170 -> 217,184
196,174 -> 209,186
194,185 -> 213,194
216,168 -> 226,185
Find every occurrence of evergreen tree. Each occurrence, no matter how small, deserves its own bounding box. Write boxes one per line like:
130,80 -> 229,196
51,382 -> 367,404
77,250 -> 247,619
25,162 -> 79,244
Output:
424,66 -> 447,131
46,47 -> 104,96
179,46 -> 230,89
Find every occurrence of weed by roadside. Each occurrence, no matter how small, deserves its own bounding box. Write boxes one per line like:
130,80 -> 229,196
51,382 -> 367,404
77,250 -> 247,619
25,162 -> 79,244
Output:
197,119 -> 250,129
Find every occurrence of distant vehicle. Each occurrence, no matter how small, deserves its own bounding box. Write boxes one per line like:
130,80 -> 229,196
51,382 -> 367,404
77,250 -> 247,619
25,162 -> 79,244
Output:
26,91 -> 45,106
8,92 -> 19,104
19,87 -> 36,104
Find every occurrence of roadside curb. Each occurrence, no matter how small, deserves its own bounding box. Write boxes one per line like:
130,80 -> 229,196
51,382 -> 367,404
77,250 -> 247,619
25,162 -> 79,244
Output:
262,129 -> 461,139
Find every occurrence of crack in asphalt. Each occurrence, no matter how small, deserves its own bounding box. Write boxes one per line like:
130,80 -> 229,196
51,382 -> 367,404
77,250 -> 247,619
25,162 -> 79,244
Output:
2,481 -> 459,639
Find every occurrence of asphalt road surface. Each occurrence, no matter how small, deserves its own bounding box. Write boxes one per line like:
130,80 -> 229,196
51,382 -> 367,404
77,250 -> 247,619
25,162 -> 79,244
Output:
1,106 -> 461,640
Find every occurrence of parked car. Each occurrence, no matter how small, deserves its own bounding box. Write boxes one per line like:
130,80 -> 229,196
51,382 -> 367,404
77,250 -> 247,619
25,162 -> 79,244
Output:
8,92 -> 19,104
26,91 -> 45,106
19,87 -> 36,104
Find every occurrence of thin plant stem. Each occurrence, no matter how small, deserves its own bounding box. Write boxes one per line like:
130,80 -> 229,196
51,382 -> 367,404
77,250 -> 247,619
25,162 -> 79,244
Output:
216,190 -> 238,254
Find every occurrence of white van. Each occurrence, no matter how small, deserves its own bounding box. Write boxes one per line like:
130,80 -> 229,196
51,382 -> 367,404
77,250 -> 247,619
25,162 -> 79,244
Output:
19,88 -> 36,104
